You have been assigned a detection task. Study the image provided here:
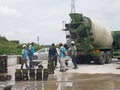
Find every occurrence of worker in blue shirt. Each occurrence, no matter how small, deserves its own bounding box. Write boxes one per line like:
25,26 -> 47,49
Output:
21,45 -> 29,69
28,42 -> 35,68
59,43 -> 68,72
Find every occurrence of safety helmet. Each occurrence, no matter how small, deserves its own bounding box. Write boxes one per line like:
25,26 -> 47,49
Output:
59,43 -> 63,46
22,45 -> 26,48
71,41 -> 75,44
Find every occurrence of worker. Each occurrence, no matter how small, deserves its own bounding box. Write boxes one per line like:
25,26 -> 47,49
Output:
48,43 -> 58,68
59,43 -> 68,72
21,45 -> 29,69
28,42 -> 35,68
64,44 -> 69,66
69,41 -> 78,69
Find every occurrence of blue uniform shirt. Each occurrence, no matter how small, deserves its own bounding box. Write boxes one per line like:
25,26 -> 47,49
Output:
22,49 -> 28,60
29,45 -> 34,55
59,46 -> 66,58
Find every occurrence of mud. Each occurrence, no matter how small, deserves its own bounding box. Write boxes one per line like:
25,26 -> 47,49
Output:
0,73 -> 119,90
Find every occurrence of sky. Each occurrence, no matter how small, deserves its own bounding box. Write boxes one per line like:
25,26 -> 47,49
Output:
0,0 -> 120,45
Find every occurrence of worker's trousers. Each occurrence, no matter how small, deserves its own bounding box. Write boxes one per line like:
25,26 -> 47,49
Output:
60,58 -> 68,71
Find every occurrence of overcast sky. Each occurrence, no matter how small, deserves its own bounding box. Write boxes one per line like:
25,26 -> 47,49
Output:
0,0 -> 120,45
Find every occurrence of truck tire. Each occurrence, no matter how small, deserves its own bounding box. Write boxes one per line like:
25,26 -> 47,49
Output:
105,51 -> 112,63
98,51 -> 106,64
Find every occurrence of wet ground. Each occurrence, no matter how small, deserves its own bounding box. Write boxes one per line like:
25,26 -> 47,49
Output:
0,59 -> 120,90
1,73 -> 120,90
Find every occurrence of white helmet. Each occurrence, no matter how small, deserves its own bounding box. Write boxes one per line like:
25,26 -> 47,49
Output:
22,45 -> 26,48
71,41 -> 75,44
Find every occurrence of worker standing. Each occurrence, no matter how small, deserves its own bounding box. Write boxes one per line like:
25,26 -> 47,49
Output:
69,41 -> 78,69
59,43 -> 68,72
64,44 -> 69,66
28,42 -> 34,68
48,43 -> 58,68
21,45 -> 29,69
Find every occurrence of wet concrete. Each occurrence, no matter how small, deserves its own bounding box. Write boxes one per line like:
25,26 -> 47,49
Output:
0,57 -> 120,90
0,73 -> 119,90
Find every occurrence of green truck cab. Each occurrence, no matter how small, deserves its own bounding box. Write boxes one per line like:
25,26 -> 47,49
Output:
64,13 -> 120,64
112,31 -> 120,59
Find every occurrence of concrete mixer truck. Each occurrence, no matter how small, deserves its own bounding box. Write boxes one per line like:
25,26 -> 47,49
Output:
64,13 -> 120,64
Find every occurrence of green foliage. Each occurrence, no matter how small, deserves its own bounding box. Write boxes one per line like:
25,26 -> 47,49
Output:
25,43 -> 44,52
10,40 -> 19,44
0,41 -> 46,55
0,41 -> 20,55
0,35 -> 44,55
0,35 -> 8,42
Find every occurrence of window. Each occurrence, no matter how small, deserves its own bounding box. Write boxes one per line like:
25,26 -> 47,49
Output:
38,48 -> 45,53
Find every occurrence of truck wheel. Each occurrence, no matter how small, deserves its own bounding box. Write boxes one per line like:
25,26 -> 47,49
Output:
99,51 -> 106,64
105,51 -> 112,63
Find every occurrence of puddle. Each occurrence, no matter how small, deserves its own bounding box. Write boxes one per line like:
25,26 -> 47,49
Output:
0,73 -> 119,90
0,57 -> 120,90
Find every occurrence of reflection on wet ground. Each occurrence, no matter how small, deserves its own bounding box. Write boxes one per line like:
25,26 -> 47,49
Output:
1,73 -> 120,90
1,58 -> 120,90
